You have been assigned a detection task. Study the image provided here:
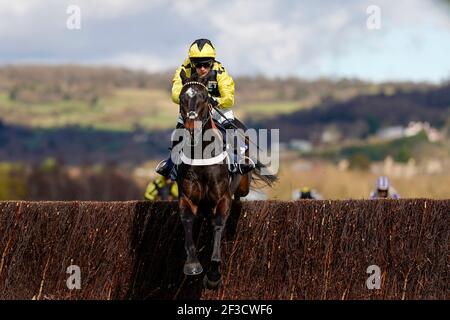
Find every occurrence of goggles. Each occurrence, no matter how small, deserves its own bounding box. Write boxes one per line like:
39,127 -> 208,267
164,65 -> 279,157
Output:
193,61 -> 213,69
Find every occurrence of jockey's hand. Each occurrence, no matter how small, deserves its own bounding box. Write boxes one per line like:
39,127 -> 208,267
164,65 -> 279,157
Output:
208,96 -> 218,108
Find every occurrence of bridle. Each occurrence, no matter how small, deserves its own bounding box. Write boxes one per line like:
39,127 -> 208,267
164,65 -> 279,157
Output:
180,81 -> 222,146
182,81 -> 208,91
181,81 -> 217,130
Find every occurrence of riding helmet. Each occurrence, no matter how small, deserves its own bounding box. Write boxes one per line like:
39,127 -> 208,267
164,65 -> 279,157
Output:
188,39 -> 216,63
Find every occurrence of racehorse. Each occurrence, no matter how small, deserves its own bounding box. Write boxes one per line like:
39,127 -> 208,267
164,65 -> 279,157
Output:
175,78 -> 277,290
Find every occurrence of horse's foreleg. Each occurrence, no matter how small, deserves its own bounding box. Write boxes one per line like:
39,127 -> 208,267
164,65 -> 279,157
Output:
211,214 -> 225,262
204,195 -> 231,289
180,199 -> 203,276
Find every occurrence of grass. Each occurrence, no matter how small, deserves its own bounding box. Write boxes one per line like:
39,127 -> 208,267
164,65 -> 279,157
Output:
265,159 -> 450,200
308,132 -> 433,165
0,92 -> 16,108
134,157 -> 450,200
0,162 -> 27,200
0,88 -> 314,131
0,88 -> 179,131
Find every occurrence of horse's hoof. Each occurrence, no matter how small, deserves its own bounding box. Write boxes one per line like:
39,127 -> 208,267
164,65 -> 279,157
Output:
183,261 -> 203,276
203,274 -> 223,290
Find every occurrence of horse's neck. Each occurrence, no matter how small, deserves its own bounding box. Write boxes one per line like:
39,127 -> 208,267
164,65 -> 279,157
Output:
184,117 -> 222,159
198,118 -> 214,150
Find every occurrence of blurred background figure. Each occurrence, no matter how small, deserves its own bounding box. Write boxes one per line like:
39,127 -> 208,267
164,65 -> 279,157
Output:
293,187 -> 323,200
370,176 -> 400,199
144,176 -> 178,201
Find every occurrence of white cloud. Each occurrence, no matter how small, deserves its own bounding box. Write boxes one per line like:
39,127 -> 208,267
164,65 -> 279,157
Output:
0,0 -> 163,35
196,1 -> 360,76
95,52 -> 175,72
0,1 -> 40,16
0,0 -> 449,82
71,0 -> 164,20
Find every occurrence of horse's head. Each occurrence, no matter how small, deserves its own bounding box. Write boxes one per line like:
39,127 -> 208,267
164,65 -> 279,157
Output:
179,79 -> 210,132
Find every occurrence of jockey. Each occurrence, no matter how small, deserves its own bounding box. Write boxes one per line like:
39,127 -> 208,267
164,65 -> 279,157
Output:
297,187 -> 322,200
144,176 -> 178,201
156,38 -> 255,178
370,176 -> 400,199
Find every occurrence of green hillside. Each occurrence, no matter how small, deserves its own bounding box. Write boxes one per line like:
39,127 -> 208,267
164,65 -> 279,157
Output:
0,65 -> 437,131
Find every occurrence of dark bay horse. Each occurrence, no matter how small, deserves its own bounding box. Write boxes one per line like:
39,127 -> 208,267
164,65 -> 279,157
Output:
175,80 -> 276,289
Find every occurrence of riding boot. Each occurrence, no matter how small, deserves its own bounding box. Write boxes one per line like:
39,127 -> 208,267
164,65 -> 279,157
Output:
222,120 -> 255,175
156,123 -> 184,178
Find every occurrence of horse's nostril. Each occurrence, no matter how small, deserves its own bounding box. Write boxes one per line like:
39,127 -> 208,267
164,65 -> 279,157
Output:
188,111 -> 198,119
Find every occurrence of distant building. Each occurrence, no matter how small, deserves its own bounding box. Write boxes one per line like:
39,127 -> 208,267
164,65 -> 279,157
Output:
404,121 -> 428,137
288,139 -> 313,153
375,122 -> 442,142
376,126 -> 404,140
321,127 -> 341,144
404,121 -> 442,142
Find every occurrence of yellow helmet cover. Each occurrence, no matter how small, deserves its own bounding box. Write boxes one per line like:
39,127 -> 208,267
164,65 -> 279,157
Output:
188,39 -> 216,59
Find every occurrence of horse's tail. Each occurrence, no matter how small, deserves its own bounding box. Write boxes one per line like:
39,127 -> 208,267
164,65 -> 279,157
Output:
231,117 -> 278,188
252,159 -> 278,188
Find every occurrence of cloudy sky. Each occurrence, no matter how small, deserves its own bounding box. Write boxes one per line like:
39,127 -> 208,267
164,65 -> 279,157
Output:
1,0 -> 449,82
